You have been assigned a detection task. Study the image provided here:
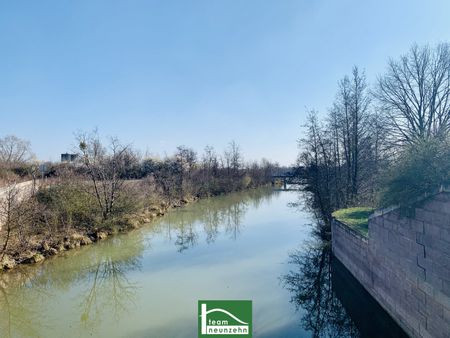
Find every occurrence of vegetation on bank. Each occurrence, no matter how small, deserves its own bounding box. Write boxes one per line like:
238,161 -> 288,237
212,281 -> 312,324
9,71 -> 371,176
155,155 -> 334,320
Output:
332,207 -> 374,236
378,138 -> 450,207
298,43 -> 450,228
0,132 -> 277,271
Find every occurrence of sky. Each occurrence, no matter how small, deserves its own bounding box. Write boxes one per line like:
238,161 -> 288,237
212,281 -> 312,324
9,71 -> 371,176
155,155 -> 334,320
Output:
1,0 -> 450,165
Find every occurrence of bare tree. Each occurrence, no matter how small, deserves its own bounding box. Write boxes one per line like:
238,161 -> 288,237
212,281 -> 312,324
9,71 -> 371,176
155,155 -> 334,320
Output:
223,149 -> 232,175
298,67 -> 383,215
349,67 -> 371,196
0,185 -> 20,258
202,145 -> 218,174
298,110 -> 335,218
0,135 -> 33,168
328,67 -> 371,201
77,132 -> 133,220
0,180 -> 37,260
375,43 -> 450,143
227,141 -> 242,173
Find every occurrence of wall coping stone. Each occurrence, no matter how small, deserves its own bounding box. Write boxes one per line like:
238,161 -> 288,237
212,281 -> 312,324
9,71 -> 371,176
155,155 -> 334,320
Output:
369,185 -> 450,220
332,218 -> 369,242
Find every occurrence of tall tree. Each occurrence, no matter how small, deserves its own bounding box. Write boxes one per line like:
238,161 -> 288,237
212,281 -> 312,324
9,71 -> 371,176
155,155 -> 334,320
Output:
349,66 -> 371,196
298,67 -> 381,215
330,67 -> 371,201
228,141 -> 242,173
375,43 -> 450,143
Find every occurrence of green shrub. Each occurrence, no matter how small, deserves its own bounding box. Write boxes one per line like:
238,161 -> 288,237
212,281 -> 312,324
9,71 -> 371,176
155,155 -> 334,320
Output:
378,137 -> 450,207
36,184 -> 100,229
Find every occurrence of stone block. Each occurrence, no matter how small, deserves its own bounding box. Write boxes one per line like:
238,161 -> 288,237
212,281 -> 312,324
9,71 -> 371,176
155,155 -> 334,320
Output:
424,200 -> 450,216
398,224 -> 417,240
443,307 -> 450,323
417,242 -> 426,258
441,227 -> 450,244
426,314 -> 450,338
426,247 -> 450,269
433,192 -> 450,203
426,271 -> 443,291
411,219 -> 425,233
442,279 -> 450,298
416,208 -> 435,223
396,304 -> 421,333
424,222 -> 442,238
417,232 -> 425,245
418,254 -> 432,270
425,296 -> 444,319
370,216 -> 384,227
436,289 -> 450,310
431,212 -> 450,228
418,324 -> 434,338
383,217 -> 397,230
433,240 -> 450,256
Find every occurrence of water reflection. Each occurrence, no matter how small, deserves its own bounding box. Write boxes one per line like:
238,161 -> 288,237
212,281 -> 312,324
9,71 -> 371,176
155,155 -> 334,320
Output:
0,188 -> 277,338
282,221 -> 408,338
282,233 -> 360,337
78,255 -> 140,332
0,234 -> 144,338
0,269 -> 49,338
156,187 -> 277,251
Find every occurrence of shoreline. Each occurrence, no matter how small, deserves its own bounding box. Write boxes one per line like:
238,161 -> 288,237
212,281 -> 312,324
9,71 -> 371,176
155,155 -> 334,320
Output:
0,186 -> 271,272
0,194 -> 200,272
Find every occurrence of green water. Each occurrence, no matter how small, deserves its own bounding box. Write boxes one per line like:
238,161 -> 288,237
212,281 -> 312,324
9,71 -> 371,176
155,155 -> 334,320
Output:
0,188 -> 406,338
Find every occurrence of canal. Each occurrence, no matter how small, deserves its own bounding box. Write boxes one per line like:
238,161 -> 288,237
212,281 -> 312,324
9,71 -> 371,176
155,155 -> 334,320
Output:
0,188 -> 407,337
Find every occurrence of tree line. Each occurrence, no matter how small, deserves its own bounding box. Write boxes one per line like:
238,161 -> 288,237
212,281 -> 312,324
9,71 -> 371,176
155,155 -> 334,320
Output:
0,132 -> 277,267
298,43 -> 450,221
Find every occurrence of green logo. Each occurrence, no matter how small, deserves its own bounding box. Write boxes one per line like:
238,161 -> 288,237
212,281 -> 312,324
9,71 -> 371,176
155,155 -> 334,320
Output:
198,300 -> 252,337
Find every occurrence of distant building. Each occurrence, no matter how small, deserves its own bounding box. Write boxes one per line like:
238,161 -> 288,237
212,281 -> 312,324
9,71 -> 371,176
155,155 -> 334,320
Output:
61,153 -> 78,162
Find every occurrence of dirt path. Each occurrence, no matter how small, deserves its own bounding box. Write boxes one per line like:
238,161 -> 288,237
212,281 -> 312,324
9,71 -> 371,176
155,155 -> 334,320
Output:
0,180 -> 39,230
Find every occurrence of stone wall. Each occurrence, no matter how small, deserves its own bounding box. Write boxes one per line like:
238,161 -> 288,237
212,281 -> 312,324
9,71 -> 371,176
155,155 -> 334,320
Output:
332,219 -> 371,289
332,192 -> 450,338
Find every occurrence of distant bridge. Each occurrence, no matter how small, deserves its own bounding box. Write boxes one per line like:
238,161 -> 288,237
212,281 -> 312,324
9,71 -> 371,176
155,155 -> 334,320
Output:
271,171 -> 304,190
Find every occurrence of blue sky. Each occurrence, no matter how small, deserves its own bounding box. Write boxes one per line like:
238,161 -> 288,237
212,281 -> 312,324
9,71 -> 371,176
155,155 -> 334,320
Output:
1,0 -> 450,165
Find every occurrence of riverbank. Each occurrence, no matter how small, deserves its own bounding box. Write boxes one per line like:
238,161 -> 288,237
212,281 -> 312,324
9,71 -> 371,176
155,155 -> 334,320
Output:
0,193 -> 202,271
0,185 -> 275,272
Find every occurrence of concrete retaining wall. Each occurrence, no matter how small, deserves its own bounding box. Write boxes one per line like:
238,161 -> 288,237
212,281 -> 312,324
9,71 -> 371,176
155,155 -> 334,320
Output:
332,192 -> 450,338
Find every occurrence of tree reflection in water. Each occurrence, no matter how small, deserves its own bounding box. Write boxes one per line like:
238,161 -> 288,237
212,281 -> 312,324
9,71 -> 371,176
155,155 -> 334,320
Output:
0,233 -> 144,338
78,254 -> 140,332
0,268 -> 51,338
0,188 -> 276,337
282,231 -> 359,338
282,217 -> 408,338
158,188 -> 276,252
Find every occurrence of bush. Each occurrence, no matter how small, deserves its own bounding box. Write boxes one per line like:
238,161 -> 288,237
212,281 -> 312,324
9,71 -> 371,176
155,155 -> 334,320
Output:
378,137 -> 450,207
36,184 -> 100,229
